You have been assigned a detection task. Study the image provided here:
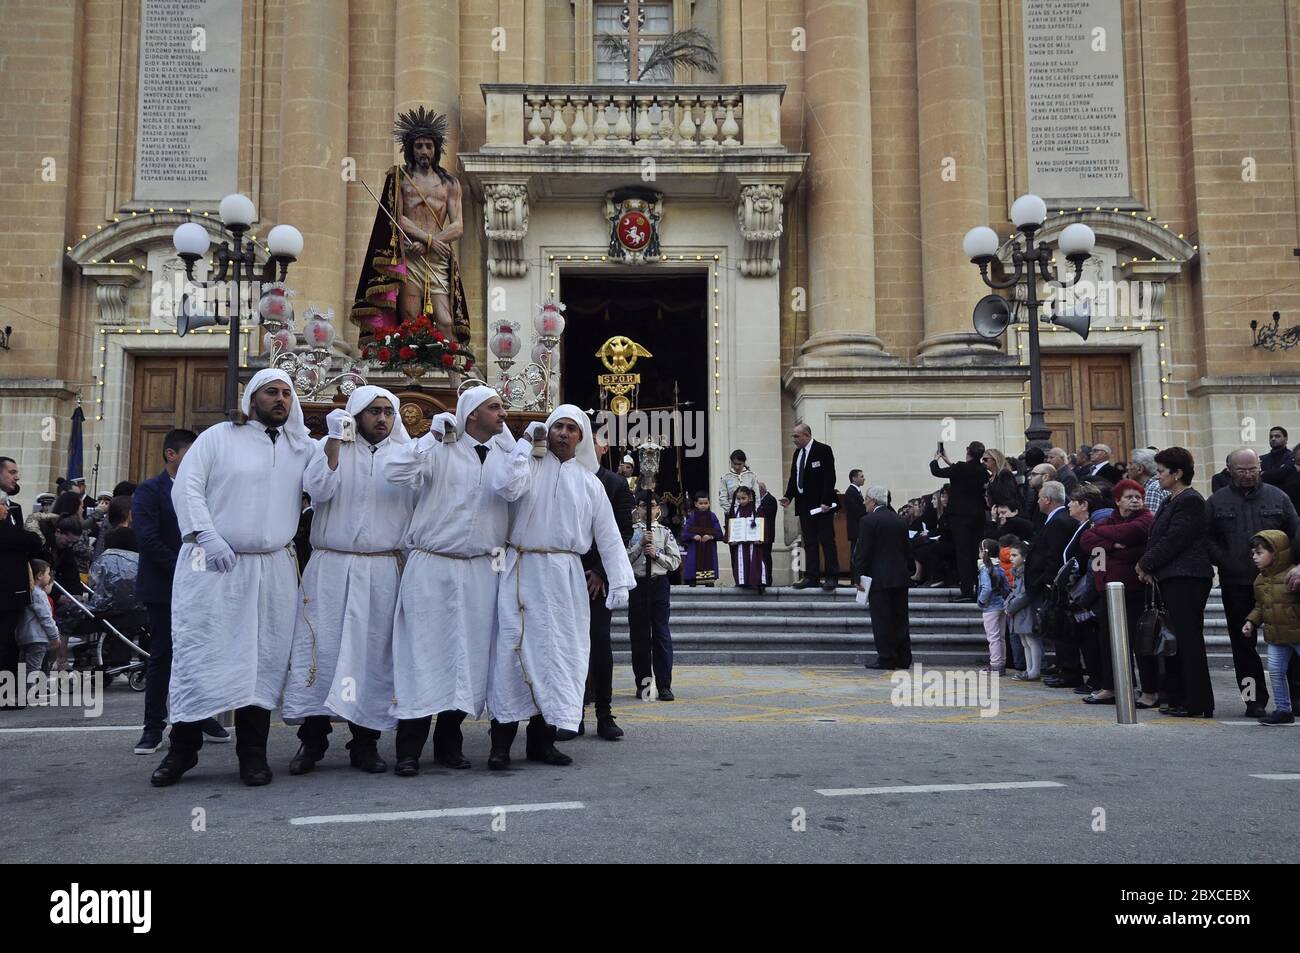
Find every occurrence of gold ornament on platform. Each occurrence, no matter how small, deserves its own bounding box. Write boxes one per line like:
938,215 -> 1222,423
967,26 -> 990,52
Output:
596,335 -> 651,418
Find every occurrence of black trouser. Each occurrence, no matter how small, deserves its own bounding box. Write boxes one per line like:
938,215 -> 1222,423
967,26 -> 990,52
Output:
1220,584 -> 1300,708
868,585 -> 912,667
170,705 -> 270,756
914,539 -> 955,584
489,714 -> 552,753
629,574 -> 672,694
1076,617 -> 1101,688
587,592 -> 614,717
297,714 -> 380,753
1095,585 -> 1159,693
0,606 -> 23,709
948,514 -> 984,597
395,710 -> 466,762
798,509 -> 839,584
143,602 -> 172,732
1160,577 -> 1214,713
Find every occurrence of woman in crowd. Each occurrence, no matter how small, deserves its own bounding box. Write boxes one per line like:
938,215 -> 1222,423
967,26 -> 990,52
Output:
1136,447 -> 1215,717
983,448 -> 1020,511
1062,483 -> 1107,694
1079,479 -> 1158,707
912,487 -> 954,587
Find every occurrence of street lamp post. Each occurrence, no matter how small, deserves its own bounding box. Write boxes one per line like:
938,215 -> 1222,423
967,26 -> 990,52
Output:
963,194 -> 1095,453
172,194 -> 303,416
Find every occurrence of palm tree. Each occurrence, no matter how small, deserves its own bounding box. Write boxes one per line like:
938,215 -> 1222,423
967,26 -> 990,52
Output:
597,27 -> 719,83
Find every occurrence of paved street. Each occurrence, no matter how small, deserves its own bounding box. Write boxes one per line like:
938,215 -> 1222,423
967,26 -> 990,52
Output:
3,662 -> 1297,864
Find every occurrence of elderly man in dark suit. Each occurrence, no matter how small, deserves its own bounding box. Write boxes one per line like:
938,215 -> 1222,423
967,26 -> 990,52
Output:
929,441 -> 990,601
1025,480 -> 1081,686
781,423 -> 839,591
852,485 -> 913,670
1081,444 -> 1123,486
130,429 -> 229,753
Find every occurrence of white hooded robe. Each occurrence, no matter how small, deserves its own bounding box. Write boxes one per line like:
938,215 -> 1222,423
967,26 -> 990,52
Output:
281,386 -> 417,731
487,405 -> 636,733
168,369 -> 318,724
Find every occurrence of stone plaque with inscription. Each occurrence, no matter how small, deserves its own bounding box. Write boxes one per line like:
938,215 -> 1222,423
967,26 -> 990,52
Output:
134,0 -> 241,202
1023,0 -> 1129,202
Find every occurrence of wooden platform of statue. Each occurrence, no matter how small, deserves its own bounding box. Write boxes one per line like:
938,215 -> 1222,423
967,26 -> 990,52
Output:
301,379 -> 548,441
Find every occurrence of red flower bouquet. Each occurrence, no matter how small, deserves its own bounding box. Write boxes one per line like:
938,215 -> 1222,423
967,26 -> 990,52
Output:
364,313 -> 476,378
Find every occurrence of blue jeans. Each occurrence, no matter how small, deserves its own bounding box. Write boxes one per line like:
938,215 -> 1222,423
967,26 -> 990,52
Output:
1008,631 -> 1026,670
1269,644 -> 1299,713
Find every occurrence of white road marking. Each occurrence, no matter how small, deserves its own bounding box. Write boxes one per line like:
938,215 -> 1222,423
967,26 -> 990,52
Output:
289,800 -> 586,826
817,781 -> 1065,797
1250,774 -> 1300,781
0,725 -> 140,733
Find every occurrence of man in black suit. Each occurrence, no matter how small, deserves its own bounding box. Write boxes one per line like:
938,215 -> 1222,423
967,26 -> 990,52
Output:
781,423 -> 839,591
929,441 -> 990,601
852,485 -> 913,670
843,469 -> 867,554
0,488 -> 43,710
1025,480 -> 1080,685
577,436 -> 635,740
0,457 -> 24,529
1080,444 -> 1122,486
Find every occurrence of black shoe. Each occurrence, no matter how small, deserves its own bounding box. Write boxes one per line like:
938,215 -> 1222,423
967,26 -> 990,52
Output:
348,743 -> 388,774
150,748 -> 198,787
1072,685 -> 1095,695
867,660 -> 892,670
434,751 -> 471,769
1043,677 -> 1082,689
199,718 -> 231,743
1245,703 -> 1268,718
238,752 -> 273,787
1042,665 -> 1060,677
821,583 -> 837,592
555,727 -> 580,742
1259,710 -> 1296,726
289,743 -> 326,776
134,729 -> 163,755
525,745 -> 573,766
596,715 -> 623,740
1170,709 -> 1213,719
394,757 -> 420,776
1083,694 -> 1116,705
487,749 -> 511,771
657,688 -> 675,701
793,580 -> 816,590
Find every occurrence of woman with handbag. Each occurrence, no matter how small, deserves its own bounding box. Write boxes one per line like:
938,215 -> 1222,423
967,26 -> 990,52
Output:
1136,447 -> 1216,717
1080,479 -> 1158,707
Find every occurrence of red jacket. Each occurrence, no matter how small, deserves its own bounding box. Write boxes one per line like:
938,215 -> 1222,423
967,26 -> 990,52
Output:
1080,509 -> 1154,590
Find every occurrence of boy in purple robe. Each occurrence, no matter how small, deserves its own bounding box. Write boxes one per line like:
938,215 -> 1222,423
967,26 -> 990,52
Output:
679,491 -> 723,586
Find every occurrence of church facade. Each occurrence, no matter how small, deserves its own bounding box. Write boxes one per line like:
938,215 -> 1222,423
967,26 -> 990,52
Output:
3,0 -> 1299,581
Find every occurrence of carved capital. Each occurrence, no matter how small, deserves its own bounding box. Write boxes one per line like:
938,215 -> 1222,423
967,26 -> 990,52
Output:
484,182 -> 530,277
736,182 -> 783,277
82,263 -> 143,326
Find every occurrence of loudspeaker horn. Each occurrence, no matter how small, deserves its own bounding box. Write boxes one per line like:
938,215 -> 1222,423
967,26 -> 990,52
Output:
176,294 -> 227,337
972,294 -> 1011,340
1050,296 -> 1091,340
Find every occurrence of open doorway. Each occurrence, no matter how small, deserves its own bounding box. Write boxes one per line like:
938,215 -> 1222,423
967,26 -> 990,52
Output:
559,270 -> 710,506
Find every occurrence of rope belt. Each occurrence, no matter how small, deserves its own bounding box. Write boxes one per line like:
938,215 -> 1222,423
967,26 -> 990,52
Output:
505,541 -> 583,713
311,546 -> 404,558
412,547 -> 497,560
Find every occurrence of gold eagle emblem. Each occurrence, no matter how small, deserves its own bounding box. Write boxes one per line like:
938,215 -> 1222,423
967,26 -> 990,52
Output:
596,335 -> 652,374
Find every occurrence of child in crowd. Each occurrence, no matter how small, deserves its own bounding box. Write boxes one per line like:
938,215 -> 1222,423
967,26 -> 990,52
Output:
679,490 -> 723,587
727,485 -> 769,591
1004,540 -> 1041,680
1245,530 -> 1300,725
976,538 -> 1008,675
628,494 -> 682,701
18,559 -> 63,675
997,533 -> 1025,671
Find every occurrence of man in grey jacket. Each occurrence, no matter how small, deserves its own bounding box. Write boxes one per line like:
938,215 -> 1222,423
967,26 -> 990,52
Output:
1206,448 -> 1300,716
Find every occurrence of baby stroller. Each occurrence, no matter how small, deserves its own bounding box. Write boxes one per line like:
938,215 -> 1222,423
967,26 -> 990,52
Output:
52,580 -> 151,691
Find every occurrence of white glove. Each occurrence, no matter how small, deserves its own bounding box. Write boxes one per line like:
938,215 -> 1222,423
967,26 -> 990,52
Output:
605,587 -> 630,611
525,421 -> 548,442
195,530 -> 236,573
429,411 -> 457,437
325,409 -> 355,441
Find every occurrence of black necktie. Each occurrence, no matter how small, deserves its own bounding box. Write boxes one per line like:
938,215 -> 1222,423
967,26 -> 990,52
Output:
475,444 -> 488,464
267,429 -> 279,445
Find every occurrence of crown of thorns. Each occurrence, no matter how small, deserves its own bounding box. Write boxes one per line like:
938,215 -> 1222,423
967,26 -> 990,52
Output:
393,107 -> 447,148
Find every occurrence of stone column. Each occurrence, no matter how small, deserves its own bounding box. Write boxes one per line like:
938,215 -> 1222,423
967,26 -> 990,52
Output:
914,0 -> 999,361
798,0 -> 888,365
279,0 -> 349,321
395,0 -> 460,162
524,0 -> 546,83
719,0 -> 741,84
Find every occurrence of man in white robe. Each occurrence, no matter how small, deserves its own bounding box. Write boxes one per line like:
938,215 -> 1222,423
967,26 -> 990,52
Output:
486,404 -> 636,769
281,385 -> 417,776
384,385 -> 523,776
151,369 -> 318,787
